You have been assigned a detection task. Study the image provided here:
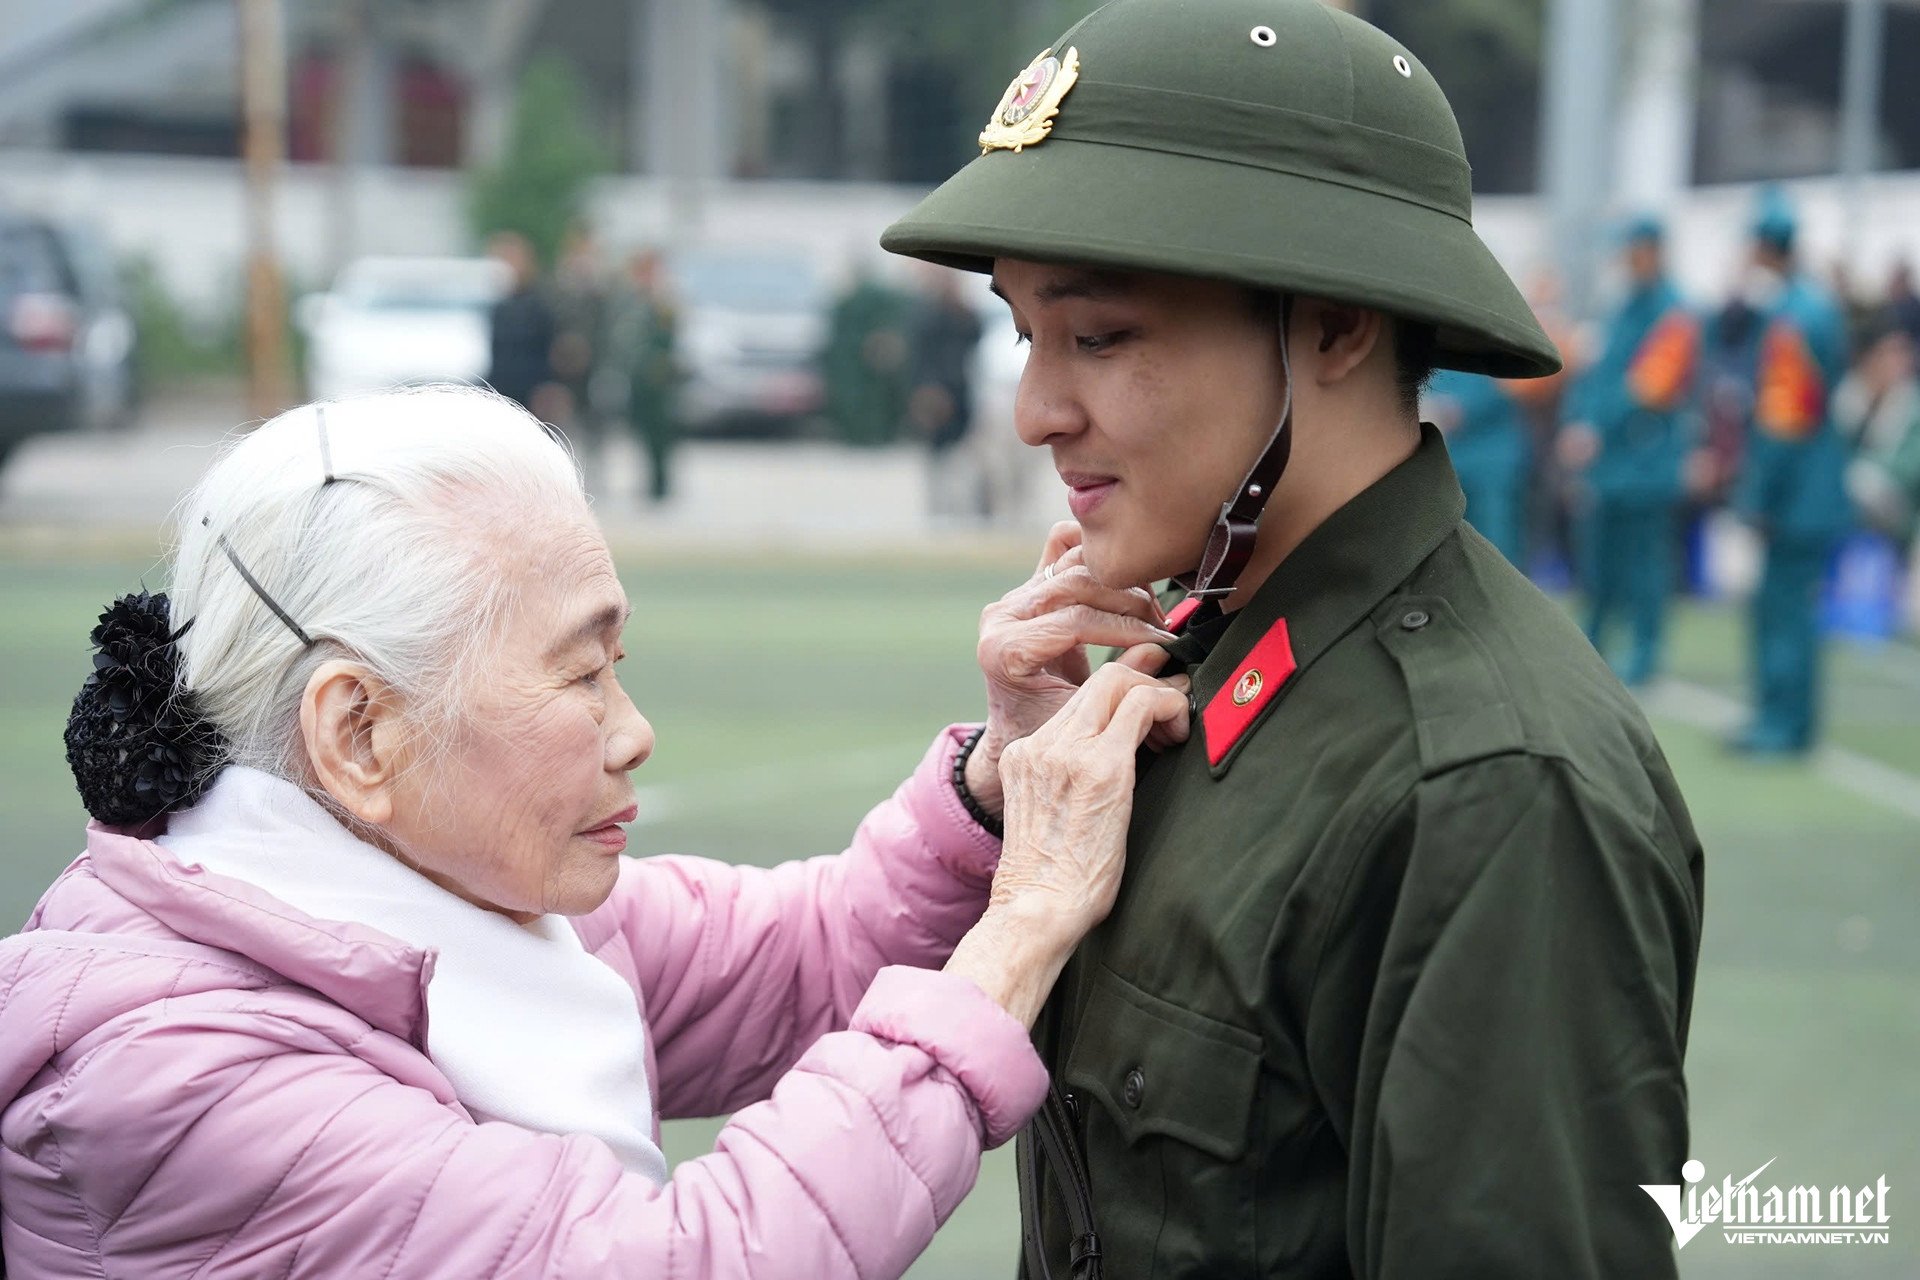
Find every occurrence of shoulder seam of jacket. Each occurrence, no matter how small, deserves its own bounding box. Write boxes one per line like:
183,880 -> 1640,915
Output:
47,951 -> 98,1059
189,1074 -> 389,1280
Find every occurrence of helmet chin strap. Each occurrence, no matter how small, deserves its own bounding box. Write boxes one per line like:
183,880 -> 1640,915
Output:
1175,295 -> 1296,603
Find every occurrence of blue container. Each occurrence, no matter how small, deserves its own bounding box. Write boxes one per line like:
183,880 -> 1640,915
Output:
1824,531 -> 1902,641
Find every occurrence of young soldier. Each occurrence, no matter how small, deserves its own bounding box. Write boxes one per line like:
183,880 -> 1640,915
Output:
883,1 -> 1705,1276
1562,217 -> 1701,686
1730,193 -> 1854,754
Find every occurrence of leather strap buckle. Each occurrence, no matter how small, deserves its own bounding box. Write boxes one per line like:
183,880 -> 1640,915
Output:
1177,296 -> 1296,603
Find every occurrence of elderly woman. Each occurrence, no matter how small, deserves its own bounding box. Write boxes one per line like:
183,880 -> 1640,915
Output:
0,388 -> 1187,1278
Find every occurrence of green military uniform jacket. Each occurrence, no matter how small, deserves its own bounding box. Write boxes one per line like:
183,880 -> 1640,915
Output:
1021,425 -> 1704,1279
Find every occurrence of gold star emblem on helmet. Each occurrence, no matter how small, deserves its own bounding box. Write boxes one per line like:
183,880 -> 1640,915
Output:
980,47 -> 1081,154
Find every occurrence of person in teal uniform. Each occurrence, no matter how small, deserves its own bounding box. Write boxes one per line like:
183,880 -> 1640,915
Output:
1422,368 -> 1528,566
1560,216 -> 1700,686
1731,191 -> 1855,754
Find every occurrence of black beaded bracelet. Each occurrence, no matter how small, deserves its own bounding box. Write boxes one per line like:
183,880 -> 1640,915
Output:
952,726 -> 1005,840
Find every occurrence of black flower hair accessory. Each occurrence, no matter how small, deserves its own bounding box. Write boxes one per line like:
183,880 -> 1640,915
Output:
64,591 -> 227,826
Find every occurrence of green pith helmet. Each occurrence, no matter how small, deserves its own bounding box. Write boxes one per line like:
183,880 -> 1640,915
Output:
881,0 -> 1560,379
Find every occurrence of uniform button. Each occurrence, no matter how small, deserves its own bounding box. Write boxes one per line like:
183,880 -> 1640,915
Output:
1187,691 -> 1200,717
1400,608 -> 1431,631
1123,1068 -> 1146,1108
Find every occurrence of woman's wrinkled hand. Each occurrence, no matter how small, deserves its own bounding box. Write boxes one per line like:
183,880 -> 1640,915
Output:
993,655 -> 1189,932
945,655 -> 1190,1026
966,522 -> 1179,814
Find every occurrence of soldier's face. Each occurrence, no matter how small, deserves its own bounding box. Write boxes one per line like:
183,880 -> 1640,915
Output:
1625,240 -> 1662,285
991,260 -> 1288,588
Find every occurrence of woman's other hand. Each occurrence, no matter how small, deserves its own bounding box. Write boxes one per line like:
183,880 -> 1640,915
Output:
966,522 -> 1178,815
945,655 -> 1190,1027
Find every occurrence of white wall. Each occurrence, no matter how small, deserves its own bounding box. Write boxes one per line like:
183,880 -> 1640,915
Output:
0,150 -> 926,318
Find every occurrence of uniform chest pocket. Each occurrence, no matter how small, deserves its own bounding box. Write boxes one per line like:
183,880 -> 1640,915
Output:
1062,965 -> 1261,1159
1054,967 -> 1263,1278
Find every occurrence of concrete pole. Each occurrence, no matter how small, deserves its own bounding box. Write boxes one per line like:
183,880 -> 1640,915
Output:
1838,0 -> 1886,269
628,0 -> 652,176
325,0 -> 372,280
467,0 -> 548,168
238,0 -> 291,419
1539,0 -> 1616,320
1614,0 -> 1698,214
641,0 -> 722,245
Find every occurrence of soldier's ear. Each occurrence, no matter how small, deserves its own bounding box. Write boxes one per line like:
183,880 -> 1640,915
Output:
1303,299 -> 1386,387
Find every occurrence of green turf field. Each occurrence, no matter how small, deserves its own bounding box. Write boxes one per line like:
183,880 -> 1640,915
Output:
2,545 -> 1916,1278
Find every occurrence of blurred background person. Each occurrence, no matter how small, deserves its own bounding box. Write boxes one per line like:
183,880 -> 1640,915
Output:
905,265 -> 984,522
1888,261 -> 1920,351
1696,263 -> 1768,513
550,222 -> 611,492
1560,216 -> 1700,687
604,248 -> 682,505
1729,191 -> 1855,756
1506,268 -> 1581,586
1423,368 -> 1529,567
1828,257 -> 1879,361
823,259 -> 911,449
1839,316 -> 1920,573
485,230 -> 558,422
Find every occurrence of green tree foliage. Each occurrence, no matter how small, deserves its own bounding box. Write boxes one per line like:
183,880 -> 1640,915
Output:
466,55 -> 610,266
124,256 -> 240,386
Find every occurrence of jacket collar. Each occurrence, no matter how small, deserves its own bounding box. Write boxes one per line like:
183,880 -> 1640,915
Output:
84,819 -> 434,1049
1176,422 -> 1465,717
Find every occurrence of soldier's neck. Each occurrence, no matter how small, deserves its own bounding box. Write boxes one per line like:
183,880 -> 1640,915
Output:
1221,410 -> 1421,613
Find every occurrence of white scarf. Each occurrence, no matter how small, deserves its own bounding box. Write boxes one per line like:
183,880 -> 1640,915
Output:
160,766 -> 667,1183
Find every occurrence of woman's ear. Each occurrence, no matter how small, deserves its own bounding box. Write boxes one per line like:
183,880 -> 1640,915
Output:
301,660 -> 404,826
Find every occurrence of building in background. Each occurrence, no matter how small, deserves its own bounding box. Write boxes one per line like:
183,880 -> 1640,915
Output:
0,1 -> 1897,190
0,0 -> 1914,332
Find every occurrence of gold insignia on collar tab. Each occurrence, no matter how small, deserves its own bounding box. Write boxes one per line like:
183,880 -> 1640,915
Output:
980,47 -> 1080,154
1232,669 -> 1263,706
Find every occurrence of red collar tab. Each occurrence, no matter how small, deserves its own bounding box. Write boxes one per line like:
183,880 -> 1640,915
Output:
1202,617 -> 1297,767
1164,595 -> 1205,635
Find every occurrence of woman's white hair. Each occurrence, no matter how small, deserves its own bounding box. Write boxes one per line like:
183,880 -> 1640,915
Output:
169,386 -> 588,782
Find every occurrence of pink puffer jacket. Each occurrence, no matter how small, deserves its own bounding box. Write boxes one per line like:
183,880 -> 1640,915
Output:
0,726 -> 1047,1279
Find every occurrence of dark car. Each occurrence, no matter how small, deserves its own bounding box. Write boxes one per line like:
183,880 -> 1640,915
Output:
0,214 -> 138,470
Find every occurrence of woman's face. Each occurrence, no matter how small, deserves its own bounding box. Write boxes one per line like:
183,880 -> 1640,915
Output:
386,516 -> 652,920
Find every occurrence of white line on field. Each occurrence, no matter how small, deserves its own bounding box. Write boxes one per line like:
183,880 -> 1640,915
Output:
1642,680 -> 1920,824
628,740 -> 934,827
